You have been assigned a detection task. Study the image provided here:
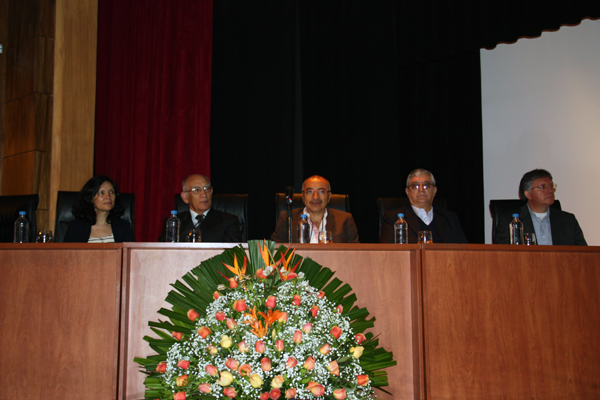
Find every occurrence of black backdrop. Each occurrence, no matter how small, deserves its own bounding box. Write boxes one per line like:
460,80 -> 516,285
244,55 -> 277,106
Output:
209,1 -> 599,243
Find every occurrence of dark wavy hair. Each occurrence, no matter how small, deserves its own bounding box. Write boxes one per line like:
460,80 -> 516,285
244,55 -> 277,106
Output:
72,175 -> 125,225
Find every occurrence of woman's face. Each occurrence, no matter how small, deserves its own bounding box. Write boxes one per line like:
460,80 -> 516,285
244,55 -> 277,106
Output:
93,181 -> 116,213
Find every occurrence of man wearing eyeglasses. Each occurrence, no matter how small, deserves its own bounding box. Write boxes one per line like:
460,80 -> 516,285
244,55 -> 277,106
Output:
271,175 -> 359,243
158,174 -> 242,242
494,169 -> 587,245
380,168 -> 468,243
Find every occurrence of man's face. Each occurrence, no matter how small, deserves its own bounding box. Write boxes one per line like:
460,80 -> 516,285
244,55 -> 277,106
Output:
302,177 -> 331,215
181,175 -> 213,213
405,174 -> 437,211
525,177 -> 555,212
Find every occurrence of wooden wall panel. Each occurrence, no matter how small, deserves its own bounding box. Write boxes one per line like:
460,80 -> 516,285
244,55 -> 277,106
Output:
7,0 -> 55,46
4,93 -> 52,155
0,243 -> 122,400
0,0 -> 7,191
421,245 -> 600,400
121,244 -> 419,400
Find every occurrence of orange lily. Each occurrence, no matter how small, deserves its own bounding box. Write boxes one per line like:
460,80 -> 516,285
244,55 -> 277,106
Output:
258,309 -> 284,328
276,248 -> 301,281
218,254 -> 247,284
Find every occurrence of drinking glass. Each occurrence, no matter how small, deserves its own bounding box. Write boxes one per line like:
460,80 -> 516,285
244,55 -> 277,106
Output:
318,230 -> 333,244
418,230 -> 433,244
36,230 -> 53,243
524,232 -> 537,245
186,229 -> 202,242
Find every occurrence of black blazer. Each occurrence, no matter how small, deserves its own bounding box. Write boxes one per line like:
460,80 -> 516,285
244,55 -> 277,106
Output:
64,218 -> 136,242
494,204 -> 587,245
380,205 -> 468,244
158,209 -> 242,243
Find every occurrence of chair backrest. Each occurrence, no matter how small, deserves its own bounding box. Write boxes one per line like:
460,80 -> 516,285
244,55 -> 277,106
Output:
489,199 -> 562,243
274,193 -> 350,224
55,191 -> 135,243
174,194 -> 248,242
376,197 -> 447,238
0,194 -> 39,242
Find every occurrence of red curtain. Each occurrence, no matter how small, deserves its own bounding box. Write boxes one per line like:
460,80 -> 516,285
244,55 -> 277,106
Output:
95,0 -> 213,242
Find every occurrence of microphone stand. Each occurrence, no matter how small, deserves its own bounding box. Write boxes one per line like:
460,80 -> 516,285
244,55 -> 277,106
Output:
285,187 -> 294,243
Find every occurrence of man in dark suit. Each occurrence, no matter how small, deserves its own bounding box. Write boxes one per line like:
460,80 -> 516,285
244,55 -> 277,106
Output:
380,168 -> 468,244
271,175 -> 359,243
494,169 -> 586,245
158,174 -> 242,242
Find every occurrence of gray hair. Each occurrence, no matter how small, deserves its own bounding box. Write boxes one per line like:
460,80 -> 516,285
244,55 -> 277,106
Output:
406,168 -> 436,187
519,169 -> 552,200
182,174 -> 211,191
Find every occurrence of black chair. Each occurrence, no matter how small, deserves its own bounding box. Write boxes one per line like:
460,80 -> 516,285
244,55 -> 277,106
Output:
274,193 -> 350,225
490,199 -> 562,244
0,194 -> 39,242
55,191 -> 135,243
174,194 -> 248,242
376,197 -> 447,238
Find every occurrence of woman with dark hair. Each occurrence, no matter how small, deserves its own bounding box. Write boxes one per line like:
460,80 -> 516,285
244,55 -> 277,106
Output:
64,175 -> 136,242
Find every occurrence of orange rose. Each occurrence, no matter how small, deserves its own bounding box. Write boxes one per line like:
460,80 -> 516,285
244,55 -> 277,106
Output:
317,290 -> 325,298
207,345 -> 218,355
260,393 -> 270,400
291,295 -> 301,306
205,364 -> 218,376
226,318 -> 237,329
173,391 -> 186,400
331,325 -> 342,339
225,358 -> 239,370
213,291 -> 220,300
215,311 -> 226,321
319,343 -> 331,355
271,375 -> 284,389
223,386 -> 237,398
238,363 -> 252,377
156,361 -> 167,373
285,388 -> 297,399
310,305 -> 319,317
187,309 -> 199,321
302,323 -> 313,333
228,277 -> 238,289
172,331 -> 183,340
306,381 -> 325,396
286,357 -> 298,368
265,295 -> 277,309
277,312 -> 289,323
357,374 -> 369,386
284,272 -> 297,281
255,340 -> 266,353
354,333 -> 367,344
233,299 -> 247,312
197,326 -> 211,339
177,360 -> 190,370
303,356 -> 316,370
198,383 -> 211,394
261,357 -> 272,371
333,388 -> 347,399
292,330 -> 303,344
269,388 -> 282,399
238,340 -> 249,353
275,339 -> 285,352
334,304 -> 343,313
176,374 -> 188,387
328,360 -> 339,376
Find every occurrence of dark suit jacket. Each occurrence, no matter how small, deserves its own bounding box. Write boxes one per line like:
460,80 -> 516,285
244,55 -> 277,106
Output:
158,209 -> 242,243
380,205 -> 468,244
271,208 -> 359,243
64,218 -> 136,242
494,204 -> 587,245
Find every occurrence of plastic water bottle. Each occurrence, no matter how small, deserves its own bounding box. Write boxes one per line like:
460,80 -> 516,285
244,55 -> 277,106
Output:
394,213 -> 408,244
14,211 -> 30,243
166,210 -> 180,242
509,213 -> 524,245
298,214 -> 310,243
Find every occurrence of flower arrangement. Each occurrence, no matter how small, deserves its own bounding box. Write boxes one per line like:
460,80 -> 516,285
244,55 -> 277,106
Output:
135,240 -> 395,399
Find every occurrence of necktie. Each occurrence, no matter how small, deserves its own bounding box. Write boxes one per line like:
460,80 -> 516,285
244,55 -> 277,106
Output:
195,214 -> 205,228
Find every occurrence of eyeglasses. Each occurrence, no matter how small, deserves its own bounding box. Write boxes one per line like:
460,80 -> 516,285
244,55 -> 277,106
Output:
303,189 -> 329,196
184,186 -> 213,194
532,183 -> 557,191
407,182 -> 435,191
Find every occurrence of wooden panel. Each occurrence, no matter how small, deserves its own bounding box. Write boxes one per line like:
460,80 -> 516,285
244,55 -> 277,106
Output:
6,36 -> 53,101
121,243 -> 419,400
0,243 -> 122,400
421,244 -> 600,400
2,151 -> 35,194
7,0 -> 55,46
0,0 -> 7,192
5,93 -> 52,156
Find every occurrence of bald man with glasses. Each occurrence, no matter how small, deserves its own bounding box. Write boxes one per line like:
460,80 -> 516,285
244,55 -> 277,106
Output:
494,168 -> 587,245
271,175 -> 359,243
379,168 -> 468,244
158,174 -> 242,242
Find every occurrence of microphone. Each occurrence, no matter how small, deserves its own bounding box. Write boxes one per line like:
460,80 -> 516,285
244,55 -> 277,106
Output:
285,186 -> 294,205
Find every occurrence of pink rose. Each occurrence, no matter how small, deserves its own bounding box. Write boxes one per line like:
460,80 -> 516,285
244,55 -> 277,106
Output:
226,318 -> 237,329
215,311 -> 226,321
357,374 -> 369,386
286,357 -> 298,368
319,343 -> 331,355
334,304 -> 343,313
173,392 -> 186,400
291,295 -> 301,306
333,388 -> 347,399
255,340 -> 266,353
260,393 -> 270,400
177,360 -> 190,370
317,290 -> 325,298
225,358 -> 239,370
233,299 -> 247,312
275,339 -> 285,352
328,360 -> 339,376
187,309 -> 199,321
277,312 -> 289,323
197,326 -> 211,339
265,295 -> 277,309
156,361 -> 167,373
213,291 -> 220,300
205,364 -> 218,376
172,331 -> 183,340
293,330 -> 303,344
228,277 -> 238,289
238,340 -> 249,353
302,322 -> 313,333
207,345 -> 218,355
285,388 -> 297,399
331,325 -> 342,339
223,387 -> 237,398
303,356 -> 316,370
256,268 -> 267,279
306,381 -> 325,396
354,333 -> 367,344
176,374 -> 188,387
261,357 -> 272,371
198,383 -> 211,394
238,363 -> 252,377
269,388 -> 281,399
310,305 -> 319,318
